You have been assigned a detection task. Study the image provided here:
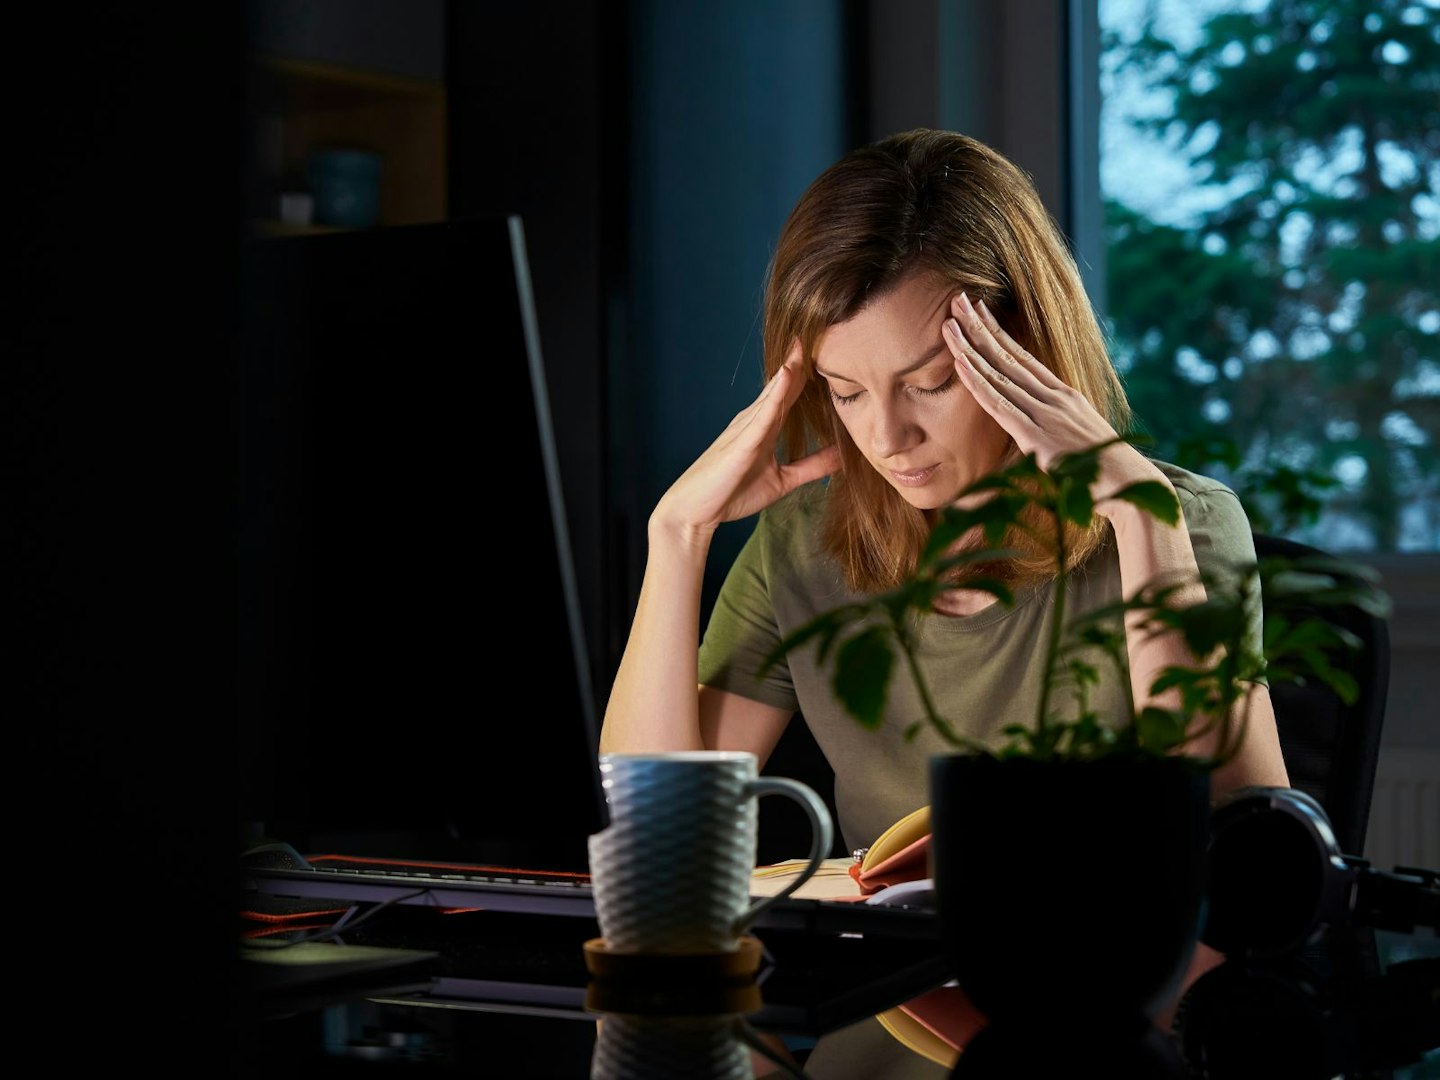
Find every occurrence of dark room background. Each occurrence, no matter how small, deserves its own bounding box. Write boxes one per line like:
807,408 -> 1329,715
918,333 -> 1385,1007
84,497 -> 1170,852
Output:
9,4 -> 1435,1062
230,0 -> 1096,861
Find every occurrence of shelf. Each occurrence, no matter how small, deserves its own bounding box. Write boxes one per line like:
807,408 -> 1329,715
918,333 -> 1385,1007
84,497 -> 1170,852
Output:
250,219 -> 348,238
251,56 -> 447,229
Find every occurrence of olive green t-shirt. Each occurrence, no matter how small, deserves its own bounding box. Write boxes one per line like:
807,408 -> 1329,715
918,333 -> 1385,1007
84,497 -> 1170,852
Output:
696,461 -> 1260,852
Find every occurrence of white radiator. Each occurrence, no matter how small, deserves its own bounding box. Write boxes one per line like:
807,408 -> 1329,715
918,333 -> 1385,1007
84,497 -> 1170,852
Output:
1363,746 -> 1440,872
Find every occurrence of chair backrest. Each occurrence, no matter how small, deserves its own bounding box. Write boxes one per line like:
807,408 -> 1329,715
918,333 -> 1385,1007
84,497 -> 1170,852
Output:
1252,532 -> 1391,857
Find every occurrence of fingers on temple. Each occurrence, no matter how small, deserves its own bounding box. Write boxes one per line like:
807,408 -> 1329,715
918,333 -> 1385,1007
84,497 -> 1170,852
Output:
970,297 -> 1068,392
750,341 -> 807,442
948,314 -> 1044,410
753,347 -> 795,412
765,340 -> 806,401
946,320 -> 1034,425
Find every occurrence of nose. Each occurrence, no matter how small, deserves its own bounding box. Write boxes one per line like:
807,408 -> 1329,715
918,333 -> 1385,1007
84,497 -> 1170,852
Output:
870,398 -> 921,460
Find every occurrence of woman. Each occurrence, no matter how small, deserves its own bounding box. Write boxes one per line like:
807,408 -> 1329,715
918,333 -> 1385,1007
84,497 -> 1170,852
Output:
600,127 -> 1289,856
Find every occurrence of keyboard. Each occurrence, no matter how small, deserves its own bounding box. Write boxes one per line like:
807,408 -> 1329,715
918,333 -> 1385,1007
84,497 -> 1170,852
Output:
241,850 -> 940,940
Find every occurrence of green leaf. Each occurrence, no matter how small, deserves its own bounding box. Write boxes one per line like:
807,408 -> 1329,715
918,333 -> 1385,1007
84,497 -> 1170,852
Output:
1271,618 -> 1358,653
762,607 -> 864,675
928,547 -> 1022,581
1068,659 -> 1100,687
1050,444 -> 1107,486
918,508 -> 984,568
1055,480 -> 1096,527
1109,480 -> 1181,526
832,628 -> 894,730
1171,599 -> 1249,658
1135,706 -> 1189,752
1175,435 -> 1241,472
922,496 -> 1033,567
1001,453 -> 1043,481
1312,667 -> 1359,705
976,493 -> 1033,546
1073,623 -> 1127,655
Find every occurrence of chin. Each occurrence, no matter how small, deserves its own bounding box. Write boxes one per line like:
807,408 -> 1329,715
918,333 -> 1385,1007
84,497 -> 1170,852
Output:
890,484 -> 952,512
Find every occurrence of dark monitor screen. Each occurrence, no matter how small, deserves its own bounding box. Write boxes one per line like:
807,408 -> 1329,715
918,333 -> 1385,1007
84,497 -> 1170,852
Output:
239,216 -> 604,868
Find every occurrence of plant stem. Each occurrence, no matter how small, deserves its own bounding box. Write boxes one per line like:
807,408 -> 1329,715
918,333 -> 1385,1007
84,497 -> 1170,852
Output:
895,614 -> 965,747
1037,499 -> 1067,736
1113,626 -> 1136,727
1217,596 -> 1249,763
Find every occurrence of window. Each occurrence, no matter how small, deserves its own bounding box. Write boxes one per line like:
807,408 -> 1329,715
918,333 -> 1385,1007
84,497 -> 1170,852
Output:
1097,0 -> 1439,552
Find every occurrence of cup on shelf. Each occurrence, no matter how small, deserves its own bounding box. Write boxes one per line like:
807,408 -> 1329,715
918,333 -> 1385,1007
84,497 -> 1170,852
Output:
587,750 -> 834,955
278,191 -> 314,227
307,146 -> 383,229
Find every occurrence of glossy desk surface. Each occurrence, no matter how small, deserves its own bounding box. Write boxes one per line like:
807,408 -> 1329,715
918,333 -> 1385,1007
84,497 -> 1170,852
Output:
234,899 -> 1439,1078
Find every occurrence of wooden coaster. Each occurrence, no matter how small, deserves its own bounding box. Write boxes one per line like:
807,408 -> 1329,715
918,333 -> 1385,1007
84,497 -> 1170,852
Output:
582,934 -> 764,981
581,936 -> 766,1016
584,977 -> 763,1018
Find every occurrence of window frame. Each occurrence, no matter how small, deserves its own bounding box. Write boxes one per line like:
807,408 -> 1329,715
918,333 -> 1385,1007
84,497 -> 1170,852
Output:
1067,0 -> 1437,749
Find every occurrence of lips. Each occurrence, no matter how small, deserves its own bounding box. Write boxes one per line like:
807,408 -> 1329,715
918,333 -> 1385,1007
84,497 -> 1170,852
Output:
889,464 -> 940,487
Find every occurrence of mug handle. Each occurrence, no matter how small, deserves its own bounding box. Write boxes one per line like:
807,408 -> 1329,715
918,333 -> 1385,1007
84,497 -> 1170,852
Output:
734,776 -> 836,934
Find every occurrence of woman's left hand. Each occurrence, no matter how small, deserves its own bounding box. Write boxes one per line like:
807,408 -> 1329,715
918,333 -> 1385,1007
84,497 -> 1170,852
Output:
941,292 -> 1161,501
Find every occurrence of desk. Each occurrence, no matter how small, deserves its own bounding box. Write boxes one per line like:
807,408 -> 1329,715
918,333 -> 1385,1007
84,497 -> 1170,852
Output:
234,901 -> 1439,1078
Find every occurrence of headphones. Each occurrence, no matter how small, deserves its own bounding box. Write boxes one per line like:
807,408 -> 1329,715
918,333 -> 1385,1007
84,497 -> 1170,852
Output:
1201,785 -> 1439,958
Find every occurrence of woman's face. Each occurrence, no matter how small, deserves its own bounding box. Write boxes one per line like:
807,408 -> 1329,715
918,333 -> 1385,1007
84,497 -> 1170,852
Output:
812,273 -> 1012,511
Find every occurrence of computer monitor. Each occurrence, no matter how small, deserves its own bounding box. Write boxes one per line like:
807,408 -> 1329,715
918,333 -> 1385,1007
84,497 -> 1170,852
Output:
239,216 -> 605,867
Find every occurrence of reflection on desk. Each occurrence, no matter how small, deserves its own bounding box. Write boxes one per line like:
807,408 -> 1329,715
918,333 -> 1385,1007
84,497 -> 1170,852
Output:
234,900 -> 1438,1078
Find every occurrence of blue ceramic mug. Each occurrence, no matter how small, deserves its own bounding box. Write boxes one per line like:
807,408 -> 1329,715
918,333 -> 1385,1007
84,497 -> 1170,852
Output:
308,147 -> 383,229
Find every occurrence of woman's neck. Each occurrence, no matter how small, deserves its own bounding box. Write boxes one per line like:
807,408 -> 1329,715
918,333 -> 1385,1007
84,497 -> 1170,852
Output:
930,587 -> 1002,617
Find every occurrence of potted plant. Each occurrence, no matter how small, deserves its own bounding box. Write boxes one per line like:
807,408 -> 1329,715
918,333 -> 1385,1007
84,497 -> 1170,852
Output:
762,436 -> 1388,1060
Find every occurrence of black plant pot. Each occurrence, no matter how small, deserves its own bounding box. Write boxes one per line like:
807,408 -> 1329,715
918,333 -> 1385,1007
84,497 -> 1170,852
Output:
930,753 -> 1211,1029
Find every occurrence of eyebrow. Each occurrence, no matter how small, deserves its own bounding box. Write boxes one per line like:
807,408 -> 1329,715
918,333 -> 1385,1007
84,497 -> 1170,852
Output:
816,340 -> 951,383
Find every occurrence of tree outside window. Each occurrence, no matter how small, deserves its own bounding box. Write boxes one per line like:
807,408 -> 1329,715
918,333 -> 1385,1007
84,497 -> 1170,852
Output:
1099,0 -> 1439,551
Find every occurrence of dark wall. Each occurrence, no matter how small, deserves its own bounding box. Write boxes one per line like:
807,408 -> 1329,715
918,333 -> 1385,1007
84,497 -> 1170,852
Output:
8,4 -> 246,1068
242,0 -> 855,859
251,0 -> 445,79
446,3 -> 628,713
621,0 -> 857,631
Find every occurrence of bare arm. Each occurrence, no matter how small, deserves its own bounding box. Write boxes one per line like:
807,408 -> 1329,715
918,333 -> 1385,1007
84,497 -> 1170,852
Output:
1106,495 -> 1290,797
599,523 -> 713,753
699,686 -> 794,768
599,351 -> 839,756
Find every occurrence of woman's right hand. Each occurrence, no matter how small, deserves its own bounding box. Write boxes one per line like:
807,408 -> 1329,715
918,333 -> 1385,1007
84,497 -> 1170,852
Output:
652,343 -> 841,540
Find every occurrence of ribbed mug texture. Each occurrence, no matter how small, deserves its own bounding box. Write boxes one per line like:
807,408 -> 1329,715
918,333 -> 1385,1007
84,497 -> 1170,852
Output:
591,1014 -> 753,1080
590,754 -> 759,954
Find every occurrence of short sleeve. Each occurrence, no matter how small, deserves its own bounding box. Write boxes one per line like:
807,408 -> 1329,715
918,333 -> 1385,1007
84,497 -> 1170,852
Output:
1177,484 -> 1265,670
697,515 -> 801,712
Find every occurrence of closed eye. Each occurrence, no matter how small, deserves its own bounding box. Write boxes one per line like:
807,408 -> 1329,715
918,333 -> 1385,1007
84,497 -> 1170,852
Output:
910,372 -> 958,398
829,371 -> 957,406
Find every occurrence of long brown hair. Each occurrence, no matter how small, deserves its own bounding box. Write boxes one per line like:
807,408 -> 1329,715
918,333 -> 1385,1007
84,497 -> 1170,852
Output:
761,128 -> 1131,594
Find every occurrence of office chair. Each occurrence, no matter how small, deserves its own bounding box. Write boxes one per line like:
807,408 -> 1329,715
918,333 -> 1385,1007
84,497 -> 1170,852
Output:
1252,532 -> 1391,857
